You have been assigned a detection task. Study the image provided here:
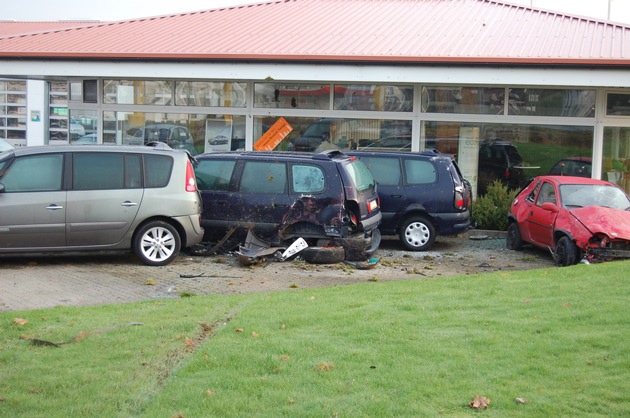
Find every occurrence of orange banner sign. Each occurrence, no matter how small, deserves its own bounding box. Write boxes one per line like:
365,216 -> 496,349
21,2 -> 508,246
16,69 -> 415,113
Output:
254,117 -> 293,151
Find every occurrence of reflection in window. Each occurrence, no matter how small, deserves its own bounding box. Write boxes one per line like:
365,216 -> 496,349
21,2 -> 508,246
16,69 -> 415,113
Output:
424,121 -> 593,196
175,81 -> 246,107
508,89 -> 595,117
422,87 -> 504,114
102,111 -> 245,154
254,83 -> 329,109
334,84 -> 413,112
254,116 -> 412,152
103,80 -> 173,105
603,127 -> 630,193
69,110 -> 98,144
606,93 -> 630,116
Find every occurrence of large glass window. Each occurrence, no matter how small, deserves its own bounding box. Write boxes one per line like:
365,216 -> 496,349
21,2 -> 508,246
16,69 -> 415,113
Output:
253,116 -> 412,152
69,110 -> 98,144
103,80 -> 173,105
422,87 -> 504,114
49,81 -> 68,143
333,84 -> 413,112
508,89 -> 595,117
102,111 -> 245,154
603,126 -> 630,193
0,80 -> 27,141
176,81 -> 246,107
255,83 -> 329,109
424,121 -> 593,196
606,93 -> 630,116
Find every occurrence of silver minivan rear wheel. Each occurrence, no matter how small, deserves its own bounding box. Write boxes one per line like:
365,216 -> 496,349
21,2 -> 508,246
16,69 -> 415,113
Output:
134,220 -> 181,266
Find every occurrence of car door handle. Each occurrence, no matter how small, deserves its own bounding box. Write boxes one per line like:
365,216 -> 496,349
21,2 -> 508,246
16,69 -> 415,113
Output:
46,204 -> 64,211
121,201 -> 138,207
390,194 -> 402,198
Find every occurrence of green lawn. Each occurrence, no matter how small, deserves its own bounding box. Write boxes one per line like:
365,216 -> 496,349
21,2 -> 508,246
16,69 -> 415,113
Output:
1,260 -> 628,417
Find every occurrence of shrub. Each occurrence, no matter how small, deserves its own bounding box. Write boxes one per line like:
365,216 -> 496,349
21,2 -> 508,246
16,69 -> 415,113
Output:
472,180 -> 519,230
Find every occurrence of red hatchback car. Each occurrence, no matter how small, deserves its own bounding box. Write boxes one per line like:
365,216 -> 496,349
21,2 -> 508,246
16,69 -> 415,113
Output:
507,175 -> 630,266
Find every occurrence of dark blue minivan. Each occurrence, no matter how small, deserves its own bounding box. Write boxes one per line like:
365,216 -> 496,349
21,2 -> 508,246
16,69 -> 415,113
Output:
194,150 -> 382,260
347,149 -> 471,250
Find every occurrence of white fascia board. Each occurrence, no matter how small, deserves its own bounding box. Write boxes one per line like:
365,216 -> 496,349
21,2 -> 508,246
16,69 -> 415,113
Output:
1,60 -> 630,88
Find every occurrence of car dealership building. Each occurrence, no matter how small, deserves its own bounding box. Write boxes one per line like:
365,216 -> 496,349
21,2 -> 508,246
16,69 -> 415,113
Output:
2,0 -> 630,196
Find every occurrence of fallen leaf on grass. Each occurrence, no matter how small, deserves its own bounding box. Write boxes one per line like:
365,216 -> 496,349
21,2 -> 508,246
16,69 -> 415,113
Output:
12,318 -> 28,326
469,395 -> 491,409
515,397 -> 528,404
315,362 -> 335,372
206,389 -> 215,397
235,328 -> 244,333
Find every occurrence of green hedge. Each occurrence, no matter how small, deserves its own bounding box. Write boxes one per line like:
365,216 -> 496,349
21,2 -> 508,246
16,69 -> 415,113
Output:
472,180 -> 519,231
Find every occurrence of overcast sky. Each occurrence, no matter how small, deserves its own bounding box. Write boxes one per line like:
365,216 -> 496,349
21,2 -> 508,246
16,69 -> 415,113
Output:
1,0 -> 261,21
2,0 -> 630,23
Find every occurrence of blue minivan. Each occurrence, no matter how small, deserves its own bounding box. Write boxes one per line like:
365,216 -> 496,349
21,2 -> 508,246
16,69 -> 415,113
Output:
347,149 -> 471,251
194,150 -> 382,260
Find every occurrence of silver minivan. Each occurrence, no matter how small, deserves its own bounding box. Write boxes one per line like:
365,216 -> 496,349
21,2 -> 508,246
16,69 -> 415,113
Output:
0,144 -> 204,266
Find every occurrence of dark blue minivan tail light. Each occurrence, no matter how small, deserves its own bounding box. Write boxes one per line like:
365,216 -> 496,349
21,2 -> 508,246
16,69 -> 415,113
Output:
454,187 -> 466,211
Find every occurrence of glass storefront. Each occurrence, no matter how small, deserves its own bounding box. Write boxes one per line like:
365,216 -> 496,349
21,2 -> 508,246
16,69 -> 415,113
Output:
54,78 -> 630,195
424,121 -> 593,196
253,116 -> 412,152
102,111 -> 246,154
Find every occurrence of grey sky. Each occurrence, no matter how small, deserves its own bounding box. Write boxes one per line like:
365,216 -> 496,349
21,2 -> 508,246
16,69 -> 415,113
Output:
2,0 -> 630,24
1,0 -> 261,21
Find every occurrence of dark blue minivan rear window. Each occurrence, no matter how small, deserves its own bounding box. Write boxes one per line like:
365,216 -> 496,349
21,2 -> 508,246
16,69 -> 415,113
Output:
345,160 -> 375,192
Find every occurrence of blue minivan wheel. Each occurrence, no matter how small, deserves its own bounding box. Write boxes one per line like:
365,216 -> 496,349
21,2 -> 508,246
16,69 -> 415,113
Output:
400,216 -> 436,251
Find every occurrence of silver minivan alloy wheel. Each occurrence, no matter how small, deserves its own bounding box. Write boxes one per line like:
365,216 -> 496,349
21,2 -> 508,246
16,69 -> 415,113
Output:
134,221 -> 181,266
